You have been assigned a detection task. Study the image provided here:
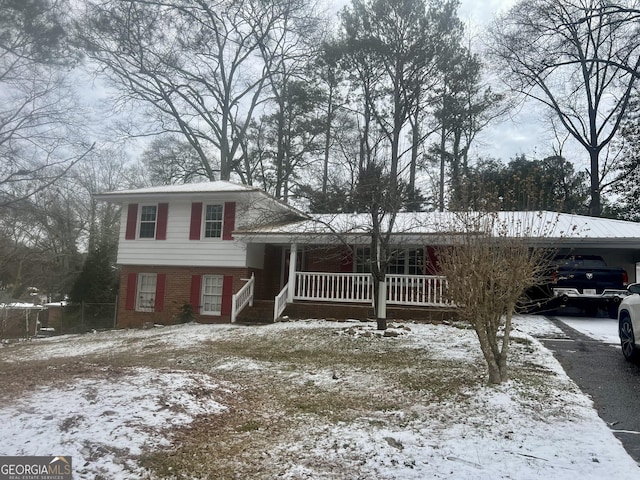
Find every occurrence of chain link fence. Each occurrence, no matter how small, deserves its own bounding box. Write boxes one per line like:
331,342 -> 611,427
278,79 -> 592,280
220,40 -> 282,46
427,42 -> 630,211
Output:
43,301 -> 118,335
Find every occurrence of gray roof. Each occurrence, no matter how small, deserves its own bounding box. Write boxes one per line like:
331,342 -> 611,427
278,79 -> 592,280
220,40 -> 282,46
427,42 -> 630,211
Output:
235,211 -> 640,248
94,180 -> 260,199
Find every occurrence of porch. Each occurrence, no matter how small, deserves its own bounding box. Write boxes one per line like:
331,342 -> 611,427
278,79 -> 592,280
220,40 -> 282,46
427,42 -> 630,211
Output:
232,270 -> 452,323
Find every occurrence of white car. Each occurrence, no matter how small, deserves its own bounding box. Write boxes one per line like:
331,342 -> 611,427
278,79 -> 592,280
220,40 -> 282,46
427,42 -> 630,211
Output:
618,283 -> 640,361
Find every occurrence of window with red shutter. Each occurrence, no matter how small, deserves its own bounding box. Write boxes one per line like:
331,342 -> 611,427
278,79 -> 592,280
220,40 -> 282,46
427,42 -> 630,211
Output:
190,275 -> 202,313
154,273 -> 166,312
189,203 -> 203,240
223,202 -> 236,240
125,204 -> 138,240
156,203 -> 168,240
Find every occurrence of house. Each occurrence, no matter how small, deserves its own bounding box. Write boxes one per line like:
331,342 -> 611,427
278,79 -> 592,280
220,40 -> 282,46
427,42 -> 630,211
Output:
95,181 -> 640,328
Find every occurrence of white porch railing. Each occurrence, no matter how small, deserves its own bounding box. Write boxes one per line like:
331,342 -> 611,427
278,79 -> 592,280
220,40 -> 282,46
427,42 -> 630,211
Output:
294,272 -> 374,304
290,272 -> 448,307
231,274 -> 255,323
274,283 -> 289,321
386,274 -> 449,306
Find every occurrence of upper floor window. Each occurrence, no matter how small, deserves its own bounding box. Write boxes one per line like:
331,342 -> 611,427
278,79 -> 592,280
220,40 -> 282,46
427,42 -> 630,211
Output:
189,201 -> 235,241
204,204 -> 223,238
139,205 -> 157,238
125,203 -> 167,241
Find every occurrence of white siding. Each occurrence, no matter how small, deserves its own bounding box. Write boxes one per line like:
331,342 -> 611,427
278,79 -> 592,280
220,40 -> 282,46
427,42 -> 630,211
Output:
116,200 -> 248,267
246,243 -> 265,269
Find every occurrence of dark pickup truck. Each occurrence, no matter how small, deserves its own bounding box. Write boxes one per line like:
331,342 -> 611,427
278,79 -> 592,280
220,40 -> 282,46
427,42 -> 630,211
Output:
550,254 -> 628,318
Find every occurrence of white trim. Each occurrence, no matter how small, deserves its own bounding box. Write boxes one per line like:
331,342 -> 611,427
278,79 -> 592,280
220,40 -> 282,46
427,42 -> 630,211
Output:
200,275 -> 223,315
136,273 -> 156,312
202,203 -> 224,240
138,204 -> 158,240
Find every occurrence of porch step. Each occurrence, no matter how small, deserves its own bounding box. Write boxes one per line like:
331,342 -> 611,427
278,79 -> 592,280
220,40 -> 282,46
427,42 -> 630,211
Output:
235,300 -> 275,324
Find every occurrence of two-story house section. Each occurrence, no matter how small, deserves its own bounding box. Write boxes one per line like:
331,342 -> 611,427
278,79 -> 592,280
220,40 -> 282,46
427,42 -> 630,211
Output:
95,181 -> 306,327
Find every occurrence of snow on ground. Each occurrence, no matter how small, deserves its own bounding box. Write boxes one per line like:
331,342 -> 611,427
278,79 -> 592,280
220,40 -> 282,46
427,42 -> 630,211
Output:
0,317 -> 638,479
0,322 -> 246,362
554,315 -> 621,344
0,366 -> 228,478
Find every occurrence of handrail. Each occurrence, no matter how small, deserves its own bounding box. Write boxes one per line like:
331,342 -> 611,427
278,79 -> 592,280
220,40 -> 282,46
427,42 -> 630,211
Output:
231,273 -> 255,323
274,283 -> 289,321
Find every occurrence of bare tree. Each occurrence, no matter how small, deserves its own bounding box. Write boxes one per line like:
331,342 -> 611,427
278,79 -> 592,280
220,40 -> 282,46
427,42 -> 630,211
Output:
340,0 -> 462,194
437,211 -> 557,384
0,0 -> 92,207
78,0 -> 316,182
140,135 -> 209,186
489,0 -> 640,217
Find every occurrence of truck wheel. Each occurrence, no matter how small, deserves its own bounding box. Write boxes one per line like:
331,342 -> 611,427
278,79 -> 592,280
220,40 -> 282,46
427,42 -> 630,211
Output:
620,314 -> 640,362
608,304 -> 619,319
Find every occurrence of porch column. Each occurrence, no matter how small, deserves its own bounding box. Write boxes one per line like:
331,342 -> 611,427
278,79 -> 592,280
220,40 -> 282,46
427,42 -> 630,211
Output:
287,243 -> 297,303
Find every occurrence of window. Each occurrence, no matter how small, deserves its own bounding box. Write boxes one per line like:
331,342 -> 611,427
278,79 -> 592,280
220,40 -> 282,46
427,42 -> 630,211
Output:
355,247 -> 372,273
136,273 -> 156,311
389,248 -> 424,275
201,275 -> 223,314
355,247 -> 424,275
407,248 -> 425,275
139,205 -> 157,238
204,204 -> 223,238
388,251 -> 406,275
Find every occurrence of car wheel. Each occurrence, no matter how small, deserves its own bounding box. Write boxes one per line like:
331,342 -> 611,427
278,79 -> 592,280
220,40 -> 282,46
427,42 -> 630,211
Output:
619,314 -> 639,362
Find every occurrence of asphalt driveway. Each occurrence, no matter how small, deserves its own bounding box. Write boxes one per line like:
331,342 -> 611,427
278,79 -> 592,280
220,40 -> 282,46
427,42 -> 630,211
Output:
542,315 -> 640,464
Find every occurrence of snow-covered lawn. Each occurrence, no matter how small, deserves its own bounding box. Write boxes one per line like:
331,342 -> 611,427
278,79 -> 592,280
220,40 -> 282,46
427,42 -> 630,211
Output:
0,316 -> 638,479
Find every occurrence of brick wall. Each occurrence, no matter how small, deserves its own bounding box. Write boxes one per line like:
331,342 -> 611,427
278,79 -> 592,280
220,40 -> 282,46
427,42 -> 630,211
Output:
117,265 -> 254,328
283,302 -> 457,323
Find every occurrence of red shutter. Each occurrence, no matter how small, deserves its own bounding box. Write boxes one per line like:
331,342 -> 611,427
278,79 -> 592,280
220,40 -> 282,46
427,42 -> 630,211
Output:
154,273 -> 166,312
221,275 -> 233,315
125,204 -> 138,240
189,203 -> 203,240
222,202 -> 236,240
156,203 -> 168,240
125,273 -> 137,310
190,275 -> 201,313
425,246 -> 440,274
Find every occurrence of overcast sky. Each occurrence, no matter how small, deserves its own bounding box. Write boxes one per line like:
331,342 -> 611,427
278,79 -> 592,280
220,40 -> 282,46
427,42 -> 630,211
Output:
456,0 -> 563,164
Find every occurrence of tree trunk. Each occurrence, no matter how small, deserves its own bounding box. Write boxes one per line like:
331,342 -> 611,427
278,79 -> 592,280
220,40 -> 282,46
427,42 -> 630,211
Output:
439,124 -> 446,212
589,148 -> 601,217
474,320 -> 507,384
322,84 -> 334,196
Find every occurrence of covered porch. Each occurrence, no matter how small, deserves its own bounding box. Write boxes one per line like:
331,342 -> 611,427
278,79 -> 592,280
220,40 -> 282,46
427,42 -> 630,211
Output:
231,211 -> 640,323
233,243 -> 451,323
